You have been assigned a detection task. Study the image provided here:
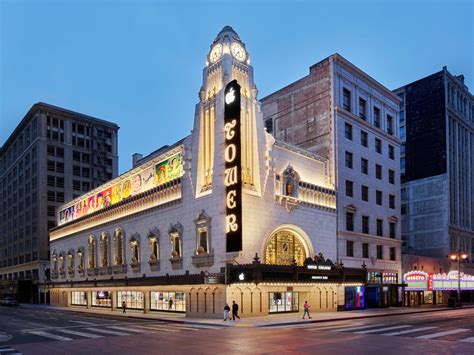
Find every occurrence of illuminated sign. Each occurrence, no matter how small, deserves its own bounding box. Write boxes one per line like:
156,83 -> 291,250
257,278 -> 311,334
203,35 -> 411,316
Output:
307,265 -> 332,271
224,80 -> 242,252
311,275 -> 329,280
58,152 -> 183,225
404,270 -> 474,291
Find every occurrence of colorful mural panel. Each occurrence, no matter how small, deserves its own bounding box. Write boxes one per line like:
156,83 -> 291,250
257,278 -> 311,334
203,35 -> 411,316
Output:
58,152 -> 184,226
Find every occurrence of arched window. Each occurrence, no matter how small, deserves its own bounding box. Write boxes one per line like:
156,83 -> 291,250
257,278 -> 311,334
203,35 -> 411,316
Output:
194,210 -> 211,255
265,231 -> 307,266
169,223 -> 183,259
67,249 -> 74,273
130,234 -> 140,265
114,227 -> 124,265
59,252 -> 65,274
148,229 -> 160,262
282,165 -> 300,198
100,232 -> 109,267
77,247 -> 84,273
88,235 -> 96,269
51,251 -> 58,273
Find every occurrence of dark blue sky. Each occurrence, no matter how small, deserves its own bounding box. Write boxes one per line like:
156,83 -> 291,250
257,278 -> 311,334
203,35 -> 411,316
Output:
1,0 -> 472,173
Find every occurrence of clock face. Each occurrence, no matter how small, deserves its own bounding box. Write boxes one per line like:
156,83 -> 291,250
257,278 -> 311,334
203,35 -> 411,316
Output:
231,42 -> 246,62
209,44 -> 223,63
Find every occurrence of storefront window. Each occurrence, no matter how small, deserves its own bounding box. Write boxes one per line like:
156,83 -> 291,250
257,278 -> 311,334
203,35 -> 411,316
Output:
150,291 -> 186,312
71,291 -> 87,306
268,292 -> 299,313
265,232 -> 307,266
117,291 -> 144,310
367,272 -> 382,284
92,291 -> 112,307
345,286 -> 365,310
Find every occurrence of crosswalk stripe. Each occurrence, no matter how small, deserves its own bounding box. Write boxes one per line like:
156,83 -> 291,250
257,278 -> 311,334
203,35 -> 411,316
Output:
67,320 -> 96,325
56,329 -> 103,339
355,325 -> 411,334
333,324 -> 387,332
107,326 -> 150,333
416,329 -> 470,339
0,348 -> 15,351
130,324 -> 181,333
458,336 -> 474,343
28,331 -> 72,341
383,326 -> 437,336
84,328 -> 130,336
307,323 -> 366,331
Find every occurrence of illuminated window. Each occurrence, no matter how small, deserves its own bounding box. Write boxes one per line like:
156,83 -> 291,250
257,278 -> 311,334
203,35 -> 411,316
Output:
169,223 -> 183,259
147,230 -> 160,262
51,250 -> 58,273
194,210 -> 211,255
129,234 -> 140,265
99,232 -> 109,267
265,231 -> 307,266
113,228 -> 124,265
88,235 -> 96,269
67,249 -> 74,273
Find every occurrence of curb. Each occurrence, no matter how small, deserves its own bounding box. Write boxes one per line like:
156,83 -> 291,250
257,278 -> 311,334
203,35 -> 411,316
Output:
258,305 -> 474,327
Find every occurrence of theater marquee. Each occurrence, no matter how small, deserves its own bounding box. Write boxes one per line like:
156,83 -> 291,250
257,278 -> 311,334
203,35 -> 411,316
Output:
224,80 -> 242,252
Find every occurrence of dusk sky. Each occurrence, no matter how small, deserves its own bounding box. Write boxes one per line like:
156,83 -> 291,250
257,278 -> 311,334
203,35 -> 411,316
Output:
1,0 -> 472,174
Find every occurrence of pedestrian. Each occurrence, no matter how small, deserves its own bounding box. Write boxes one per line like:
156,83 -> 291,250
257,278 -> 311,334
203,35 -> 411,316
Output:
232,300 -> 240,321
169,298 -> 173,310
122,300 -> 127,314
223,303 -> 231,321
302,301 -> 311,319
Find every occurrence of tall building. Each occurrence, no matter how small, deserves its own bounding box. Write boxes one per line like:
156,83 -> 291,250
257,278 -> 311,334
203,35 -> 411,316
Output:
394,68 -> 474,261
47,27 -> 370,317
261,54 -> 403,307
0,102 -> 119,302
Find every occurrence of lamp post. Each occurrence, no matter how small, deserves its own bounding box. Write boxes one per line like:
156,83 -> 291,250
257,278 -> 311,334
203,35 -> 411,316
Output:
449,251 -> 468,307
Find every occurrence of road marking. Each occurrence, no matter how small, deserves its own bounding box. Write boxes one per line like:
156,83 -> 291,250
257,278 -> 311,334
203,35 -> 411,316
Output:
28,331 -> 72,341
107,326 -> 150,333
307,323 -> 367,331
0,348 -> 16,352
67,320 -> 96,325
355,325 -> 412,334
84,328 -> 130,336
383,326 -> 437,336
56,329 -> 103,339
458,336 -> 474,343
416,329 -> 470,339
130,324 -> 181,333
333,324 -> 388,332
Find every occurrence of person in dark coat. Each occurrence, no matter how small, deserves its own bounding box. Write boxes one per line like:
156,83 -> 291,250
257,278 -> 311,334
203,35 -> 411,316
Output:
122,300 -> 126,314
232,300 -> 240,321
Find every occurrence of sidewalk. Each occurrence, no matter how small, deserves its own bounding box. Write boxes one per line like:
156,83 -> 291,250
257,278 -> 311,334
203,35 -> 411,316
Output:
20,303 -> 474,328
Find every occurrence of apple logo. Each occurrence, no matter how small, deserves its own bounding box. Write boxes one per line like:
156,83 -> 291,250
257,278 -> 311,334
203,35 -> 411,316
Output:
238,272 -> 245,281
225,87 -> 235,105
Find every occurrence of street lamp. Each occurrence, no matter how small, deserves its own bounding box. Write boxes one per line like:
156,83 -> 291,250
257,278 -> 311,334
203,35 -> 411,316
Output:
449,251 -> 468,307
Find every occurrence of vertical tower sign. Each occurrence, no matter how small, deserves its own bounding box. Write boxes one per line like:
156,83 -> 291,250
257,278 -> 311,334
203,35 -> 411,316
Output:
224,80 -> 242,252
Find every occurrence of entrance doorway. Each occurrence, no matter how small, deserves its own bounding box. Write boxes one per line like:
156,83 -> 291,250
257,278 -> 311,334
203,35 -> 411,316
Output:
268,291 -> 299,313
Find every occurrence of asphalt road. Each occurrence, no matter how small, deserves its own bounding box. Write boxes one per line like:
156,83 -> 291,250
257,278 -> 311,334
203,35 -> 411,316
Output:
0,306 -> 473,354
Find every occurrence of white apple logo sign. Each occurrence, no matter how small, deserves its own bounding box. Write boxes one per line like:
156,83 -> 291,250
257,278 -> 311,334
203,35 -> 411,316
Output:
225,87 -> 235,105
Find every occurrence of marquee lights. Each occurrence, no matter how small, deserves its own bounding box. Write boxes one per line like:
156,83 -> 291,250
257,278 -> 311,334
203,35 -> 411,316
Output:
224,80 -> 242,252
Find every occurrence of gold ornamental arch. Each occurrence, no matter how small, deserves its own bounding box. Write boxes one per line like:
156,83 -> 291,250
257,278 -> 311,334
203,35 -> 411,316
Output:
263,225 -> 314,266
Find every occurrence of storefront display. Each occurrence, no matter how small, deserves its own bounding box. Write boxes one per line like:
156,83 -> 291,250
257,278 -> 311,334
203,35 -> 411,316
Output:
150,291 -> 186,312
92,291 -> 112,307
345,286 -> 364,310
117,291 -> 144,310
268,292 -> 299,313
71,291 -> 87,306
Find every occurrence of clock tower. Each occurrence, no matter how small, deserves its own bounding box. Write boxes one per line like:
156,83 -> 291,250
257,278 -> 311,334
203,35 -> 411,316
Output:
194,26 -> 262,197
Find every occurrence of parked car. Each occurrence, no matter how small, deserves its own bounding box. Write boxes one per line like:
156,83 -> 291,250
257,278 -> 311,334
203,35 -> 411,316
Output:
0,297 -> 18,306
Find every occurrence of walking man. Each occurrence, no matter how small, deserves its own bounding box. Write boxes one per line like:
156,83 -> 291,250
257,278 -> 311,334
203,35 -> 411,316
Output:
302,300 -> 311,319
232,300 -> 240,321
122,300 -> 127,314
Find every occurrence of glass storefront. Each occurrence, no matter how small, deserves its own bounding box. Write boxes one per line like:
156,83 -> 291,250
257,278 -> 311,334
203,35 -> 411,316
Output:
71,291 -> 87,306
117,291 -> 144,310
268,292 -> 299,313
150,291 -> 186,312
92,291 -> 112,308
